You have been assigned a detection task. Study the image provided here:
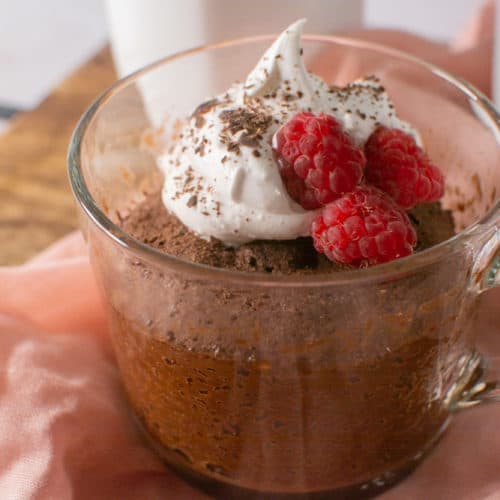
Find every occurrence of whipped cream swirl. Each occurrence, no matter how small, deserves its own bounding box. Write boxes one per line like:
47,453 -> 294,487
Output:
159,19 -> 419,245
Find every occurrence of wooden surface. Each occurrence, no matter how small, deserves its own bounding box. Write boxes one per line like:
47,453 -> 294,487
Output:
0,48 -> 116,265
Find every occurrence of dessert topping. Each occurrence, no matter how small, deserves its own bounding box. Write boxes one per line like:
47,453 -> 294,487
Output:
311,186 -> 417,266
158,20 -> 419,245
365,127 -> 445,209
273,112 -> 365,210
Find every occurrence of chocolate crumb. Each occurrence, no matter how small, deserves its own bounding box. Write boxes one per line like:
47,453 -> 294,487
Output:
187,195 -> 198,208
252,149 -> 261,157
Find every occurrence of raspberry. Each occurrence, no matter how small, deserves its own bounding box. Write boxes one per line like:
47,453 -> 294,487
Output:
311,186 -> 417,266
273,112 -> 366,210
365,127 -> 444,209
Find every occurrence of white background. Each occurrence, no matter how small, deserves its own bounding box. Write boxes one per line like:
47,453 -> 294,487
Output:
0,0 -> 486,111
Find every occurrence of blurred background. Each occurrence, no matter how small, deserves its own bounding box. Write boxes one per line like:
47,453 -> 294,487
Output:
0,0 -> 485,131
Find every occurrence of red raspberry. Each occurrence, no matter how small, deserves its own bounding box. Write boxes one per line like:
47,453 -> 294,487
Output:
365,127 -> 444,209
273,112 -> 365,210
311,186 -> 417,266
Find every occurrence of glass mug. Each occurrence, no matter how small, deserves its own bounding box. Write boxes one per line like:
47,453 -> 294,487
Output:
68,35 -> 500,498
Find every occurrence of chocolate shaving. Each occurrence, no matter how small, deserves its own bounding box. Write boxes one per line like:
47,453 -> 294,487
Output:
214,201 -> 221,217
239,132 -> 259,148
187,195 -> 198,208
227,142 -> 241,155
194,115 -> 206,128
219,107 -> 272,153
194,141 -> 206,157
191,98 -> 219,118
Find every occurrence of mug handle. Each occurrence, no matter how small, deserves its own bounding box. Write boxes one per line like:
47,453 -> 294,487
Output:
446,225 -> 500,410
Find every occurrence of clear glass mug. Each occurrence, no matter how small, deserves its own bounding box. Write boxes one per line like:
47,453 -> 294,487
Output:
68,35 -> 500,498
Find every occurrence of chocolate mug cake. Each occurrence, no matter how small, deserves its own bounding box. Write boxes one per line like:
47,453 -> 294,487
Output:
69,19 -> 500,499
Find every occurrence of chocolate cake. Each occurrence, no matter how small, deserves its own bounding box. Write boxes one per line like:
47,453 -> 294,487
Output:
99,19 -> 470,500
120,189 -> 454,273
105,191 -> 461,499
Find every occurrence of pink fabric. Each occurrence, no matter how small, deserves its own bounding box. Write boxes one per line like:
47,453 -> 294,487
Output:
1,4 -> 498,498
0,233 -> 206,500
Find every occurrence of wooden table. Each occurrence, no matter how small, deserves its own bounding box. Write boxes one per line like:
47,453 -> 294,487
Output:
0,48 -> 116,265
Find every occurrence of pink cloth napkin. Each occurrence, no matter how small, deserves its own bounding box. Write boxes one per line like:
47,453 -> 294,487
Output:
1,3 -> 498,498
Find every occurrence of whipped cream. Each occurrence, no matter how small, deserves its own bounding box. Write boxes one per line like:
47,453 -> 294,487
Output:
159,19 -> 419,245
